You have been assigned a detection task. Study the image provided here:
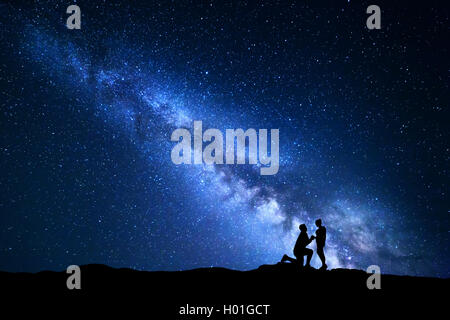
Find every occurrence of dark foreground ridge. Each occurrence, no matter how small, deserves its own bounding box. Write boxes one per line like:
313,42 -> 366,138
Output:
1,263 -> 447,317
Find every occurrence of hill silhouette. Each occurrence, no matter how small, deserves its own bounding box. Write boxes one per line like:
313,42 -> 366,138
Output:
1,263 -> 447,317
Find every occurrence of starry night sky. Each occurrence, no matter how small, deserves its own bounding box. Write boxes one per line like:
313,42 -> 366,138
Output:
0,0 -> 448,277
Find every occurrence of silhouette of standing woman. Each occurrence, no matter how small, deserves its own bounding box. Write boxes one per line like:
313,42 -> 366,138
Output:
315,219 -> 327,270
281,224 -> 314,268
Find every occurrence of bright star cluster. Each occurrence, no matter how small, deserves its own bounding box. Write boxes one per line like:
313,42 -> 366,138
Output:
0,1 -> 448,277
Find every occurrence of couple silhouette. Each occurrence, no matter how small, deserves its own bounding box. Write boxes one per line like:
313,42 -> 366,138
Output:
281,219 -> 327,270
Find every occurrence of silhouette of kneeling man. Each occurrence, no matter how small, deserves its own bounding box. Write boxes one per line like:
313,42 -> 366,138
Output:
281,224 -> 314,268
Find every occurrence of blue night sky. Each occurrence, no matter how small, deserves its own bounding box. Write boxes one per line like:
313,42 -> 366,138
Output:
0,0 -> 448,277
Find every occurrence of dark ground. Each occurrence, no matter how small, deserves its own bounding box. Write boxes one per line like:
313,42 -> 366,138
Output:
1,263 -> 447,318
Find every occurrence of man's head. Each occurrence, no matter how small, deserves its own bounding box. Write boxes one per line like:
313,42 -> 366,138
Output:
299,224 -> 307,232
315,219 -> 322,227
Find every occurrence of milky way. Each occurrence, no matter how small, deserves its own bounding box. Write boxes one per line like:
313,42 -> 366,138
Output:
0,1 -> 448,277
